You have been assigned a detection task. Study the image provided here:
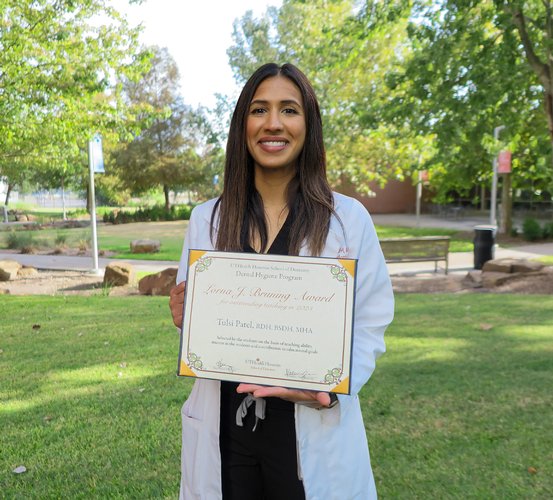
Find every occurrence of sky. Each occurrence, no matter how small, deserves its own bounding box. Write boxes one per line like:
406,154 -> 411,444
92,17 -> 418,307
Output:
112,0 -> 283,109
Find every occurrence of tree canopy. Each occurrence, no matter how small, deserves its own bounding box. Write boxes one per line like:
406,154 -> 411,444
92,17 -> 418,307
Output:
0,0 -> 148,203
228,0 -> 420,193
112,46 -> 223,208
227,0 -> 553,206
3,0 -> 553,217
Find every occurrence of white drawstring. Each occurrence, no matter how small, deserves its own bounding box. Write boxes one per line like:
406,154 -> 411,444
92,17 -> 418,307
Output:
235,394 -> 266,431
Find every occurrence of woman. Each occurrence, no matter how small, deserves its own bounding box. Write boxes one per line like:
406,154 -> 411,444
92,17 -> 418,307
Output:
170,63 -> 394,500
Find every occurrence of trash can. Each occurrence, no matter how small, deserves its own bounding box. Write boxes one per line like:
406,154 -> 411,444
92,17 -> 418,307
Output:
473,225 -> 496,270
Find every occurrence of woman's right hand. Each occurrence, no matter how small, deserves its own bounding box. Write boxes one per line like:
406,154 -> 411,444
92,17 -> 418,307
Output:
169,281 -> 186,328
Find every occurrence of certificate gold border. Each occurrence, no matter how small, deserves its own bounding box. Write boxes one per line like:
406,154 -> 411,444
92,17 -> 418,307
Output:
177,250 -> 356,394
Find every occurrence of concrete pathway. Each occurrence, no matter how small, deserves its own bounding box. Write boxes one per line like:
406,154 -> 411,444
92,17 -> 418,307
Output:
1,214 -> 551,276
371,212 -> 536,232
371,213 -> 491,232
386,243 -> 553,276
0,251 -> 177,275
1,243 -> 551,278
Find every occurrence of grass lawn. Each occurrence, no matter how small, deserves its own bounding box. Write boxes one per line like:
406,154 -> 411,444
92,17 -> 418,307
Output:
374,225 -> 473,252
536,255 -> 553,266
2,294 -> 552,498
0,220 -> 473,261
1,296 -> 187,498
0,221 -> 188,262
98,221 -> 187,261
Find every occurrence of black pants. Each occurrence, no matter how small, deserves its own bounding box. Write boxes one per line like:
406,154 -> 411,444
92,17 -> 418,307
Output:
219,382 -> 306,500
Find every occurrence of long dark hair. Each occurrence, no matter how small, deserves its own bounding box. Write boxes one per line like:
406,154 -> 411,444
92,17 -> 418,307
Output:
212,63 -> 334,256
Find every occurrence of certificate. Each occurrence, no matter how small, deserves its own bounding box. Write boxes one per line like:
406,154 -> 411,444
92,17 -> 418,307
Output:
177,250 -> 357,394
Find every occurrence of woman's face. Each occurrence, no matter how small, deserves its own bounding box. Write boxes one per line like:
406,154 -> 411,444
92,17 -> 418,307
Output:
246,75 -> 306,175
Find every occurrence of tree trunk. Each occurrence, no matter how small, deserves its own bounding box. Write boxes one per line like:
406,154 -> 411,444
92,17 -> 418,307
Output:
86,183 -> 91,214
499,173 -> 512,236
480,185 -> 486,211
508,4 -> 553,166
163,184 -> 170,211
61,177 -> 67,221
4,183 -> 14,206
545,93 -> 553,169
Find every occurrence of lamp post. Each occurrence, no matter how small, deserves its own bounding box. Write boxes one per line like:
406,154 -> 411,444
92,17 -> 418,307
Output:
489,125 -> 506,226
415,170 -> 422,227
87,134 -> 104,275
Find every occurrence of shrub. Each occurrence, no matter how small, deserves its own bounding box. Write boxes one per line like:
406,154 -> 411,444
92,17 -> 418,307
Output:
542,221 -> 553,239
77,239 -> 89,252
67,208 -> 88,218
6,230 -> 37,250
102,204 -> 194,224
522,218 -> 542,241
177,205 -> 193,220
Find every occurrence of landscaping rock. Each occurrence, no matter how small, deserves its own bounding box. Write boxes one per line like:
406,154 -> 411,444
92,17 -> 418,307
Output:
481,271 -> 512,288
511,260 -> 544,273
17,266 -> 38,278
482,258 -> 519,274
138,268 -> 178,296
462,270 -> 483,288
103,262 -> 135,287
493,267 -> 553,294
0,260 -> 22,281
130,239 -> 160,254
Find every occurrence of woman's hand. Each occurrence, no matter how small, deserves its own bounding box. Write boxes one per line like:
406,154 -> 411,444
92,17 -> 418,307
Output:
236,383 -> 332,408
169,282 -> 186,328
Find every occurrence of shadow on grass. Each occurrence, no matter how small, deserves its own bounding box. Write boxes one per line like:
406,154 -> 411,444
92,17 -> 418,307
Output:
362,294 -> 553,499
1,371 -> 192,498
60,283 -> 103,292
2,294 -> 552,498
1,296 -> 189,497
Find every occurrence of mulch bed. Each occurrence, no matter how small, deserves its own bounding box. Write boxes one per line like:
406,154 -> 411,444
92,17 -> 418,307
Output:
2,268 -> 552,296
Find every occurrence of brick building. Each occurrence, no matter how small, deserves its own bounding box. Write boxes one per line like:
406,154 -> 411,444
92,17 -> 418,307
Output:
339,178 -> 417,214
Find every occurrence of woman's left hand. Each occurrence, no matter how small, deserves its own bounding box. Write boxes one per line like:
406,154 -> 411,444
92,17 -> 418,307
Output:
237,383 -> 332,408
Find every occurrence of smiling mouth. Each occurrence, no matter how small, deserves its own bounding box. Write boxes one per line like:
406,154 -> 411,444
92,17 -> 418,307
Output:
259,140 -> 287,147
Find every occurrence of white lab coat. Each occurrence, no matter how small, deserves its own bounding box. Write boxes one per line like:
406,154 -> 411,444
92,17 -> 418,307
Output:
176,192 -> 394,500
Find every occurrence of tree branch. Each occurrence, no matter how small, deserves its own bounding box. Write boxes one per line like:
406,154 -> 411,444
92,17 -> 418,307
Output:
507,4 -> 551,88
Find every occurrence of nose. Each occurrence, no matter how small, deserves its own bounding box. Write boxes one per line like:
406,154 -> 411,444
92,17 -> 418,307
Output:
265,109 -> 283,131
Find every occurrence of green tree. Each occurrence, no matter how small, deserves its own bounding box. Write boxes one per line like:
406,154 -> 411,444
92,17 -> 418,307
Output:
498,0 -> 553,160
227,0 -> 418,193
113,46 -> 223,208
0,0 -> 148,205
227,0 -> 553,220
398,0 -> 553,234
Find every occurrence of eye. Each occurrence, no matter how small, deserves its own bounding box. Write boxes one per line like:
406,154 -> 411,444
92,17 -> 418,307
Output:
282,107 -> 299,114
249,107 -> 266,115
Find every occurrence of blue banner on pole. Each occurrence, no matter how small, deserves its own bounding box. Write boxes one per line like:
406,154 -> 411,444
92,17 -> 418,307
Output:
90,134 -> 105,173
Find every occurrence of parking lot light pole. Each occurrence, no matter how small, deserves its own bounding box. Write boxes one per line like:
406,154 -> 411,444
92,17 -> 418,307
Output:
490,125 -> 506,226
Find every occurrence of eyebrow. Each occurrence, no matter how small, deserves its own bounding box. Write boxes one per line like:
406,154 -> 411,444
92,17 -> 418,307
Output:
249,99 -> 302,107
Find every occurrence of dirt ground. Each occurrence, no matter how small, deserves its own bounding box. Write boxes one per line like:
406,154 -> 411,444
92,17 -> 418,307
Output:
391,270 -> 553,295
2,267 -> 553,296
0,270 -> 140,296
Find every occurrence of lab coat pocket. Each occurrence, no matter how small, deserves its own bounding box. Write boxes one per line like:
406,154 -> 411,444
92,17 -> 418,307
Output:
181,402 -> 202,497
181,380 -> 206,420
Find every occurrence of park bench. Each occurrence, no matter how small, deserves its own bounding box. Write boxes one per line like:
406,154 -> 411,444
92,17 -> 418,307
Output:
379,236 -> 451,274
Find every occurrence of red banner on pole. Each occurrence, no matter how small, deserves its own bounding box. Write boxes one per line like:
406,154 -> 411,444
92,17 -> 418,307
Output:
497,150 -> 512,174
